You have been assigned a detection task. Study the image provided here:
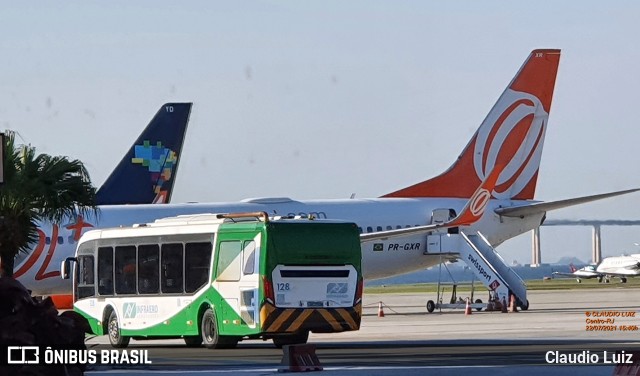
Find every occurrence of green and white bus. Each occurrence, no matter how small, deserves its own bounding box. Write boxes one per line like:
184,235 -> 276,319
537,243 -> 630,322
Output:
62,212 -> 362,349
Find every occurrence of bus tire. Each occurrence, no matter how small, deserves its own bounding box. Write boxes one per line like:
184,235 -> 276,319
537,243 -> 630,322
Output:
108,311 -> 130,348
273,331 -> 309,349
201,308 -> 238,349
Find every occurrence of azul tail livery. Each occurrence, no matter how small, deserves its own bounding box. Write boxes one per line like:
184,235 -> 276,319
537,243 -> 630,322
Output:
384,49 -> 560,200
95,103 -> 192,205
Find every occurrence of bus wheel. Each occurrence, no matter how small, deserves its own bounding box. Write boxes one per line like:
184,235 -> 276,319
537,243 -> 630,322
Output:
184,336 -> 202,347
273,331 -> 309,348
201,308 -> 238,349
108,311 -> 130,348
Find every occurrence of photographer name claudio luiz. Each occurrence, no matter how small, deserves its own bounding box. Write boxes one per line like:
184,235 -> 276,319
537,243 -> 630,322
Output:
546,350 -> 632,364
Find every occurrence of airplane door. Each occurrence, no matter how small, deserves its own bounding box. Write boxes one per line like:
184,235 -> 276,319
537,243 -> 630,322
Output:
426,209 -> 457,253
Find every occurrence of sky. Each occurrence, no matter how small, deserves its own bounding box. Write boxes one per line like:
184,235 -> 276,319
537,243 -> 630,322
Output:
2,1 -> 640,265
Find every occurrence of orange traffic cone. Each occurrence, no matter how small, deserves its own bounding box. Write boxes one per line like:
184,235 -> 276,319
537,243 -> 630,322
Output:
501,296 -> 508,313
509,294 -> 518,313
465,298 -> 472,315
378,301 -> 385,317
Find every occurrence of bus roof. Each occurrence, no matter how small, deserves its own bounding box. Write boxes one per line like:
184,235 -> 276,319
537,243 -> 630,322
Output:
76,212 -> 356,244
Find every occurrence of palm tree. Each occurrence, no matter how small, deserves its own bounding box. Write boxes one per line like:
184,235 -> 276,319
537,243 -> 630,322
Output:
0,131 -> 97,277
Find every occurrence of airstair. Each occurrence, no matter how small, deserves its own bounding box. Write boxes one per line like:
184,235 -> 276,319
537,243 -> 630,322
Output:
427,231 -> 528,310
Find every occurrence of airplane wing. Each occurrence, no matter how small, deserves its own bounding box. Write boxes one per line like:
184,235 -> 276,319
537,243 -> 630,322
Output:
361,163 -> 505,243
494,188 -> 640,218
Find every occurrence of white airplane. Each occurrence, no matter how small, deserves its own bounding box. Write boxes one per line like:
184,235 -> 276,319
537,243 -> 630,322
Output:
554,256 -> 640,283
553,264 -> 600,282
14,49 -> 639,308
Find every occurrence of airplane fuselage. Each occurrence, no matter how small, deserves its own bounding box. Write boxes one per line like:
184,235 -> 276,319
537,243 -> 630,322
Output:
596,256 -> 640,276
15,197 -> 543,295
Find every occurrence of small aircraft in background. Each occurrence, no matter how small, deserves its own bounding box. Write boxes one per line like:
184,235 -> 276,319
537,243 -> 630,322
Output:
554,256 -> 640,283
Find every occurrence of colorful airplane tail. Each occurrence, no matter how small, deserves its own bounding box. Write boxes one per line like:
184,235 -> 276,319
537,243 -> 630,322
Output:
95,103 -> 192,205
569,263 -> 577,273
383,49 -> 561,200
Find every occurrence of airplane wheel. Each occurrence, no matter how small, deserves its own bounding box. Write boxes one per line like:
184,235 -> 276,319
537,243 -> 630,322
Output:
519,300 -> 529,311
426,300 -> 435,313
621,277 -> 627,283
576,279 -> 582,283
474,299 -> 483,312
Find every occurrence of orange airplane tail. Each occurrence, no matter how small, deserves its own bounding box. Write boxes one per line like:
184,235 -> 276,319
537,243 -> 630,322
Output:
383,49 -> 561,201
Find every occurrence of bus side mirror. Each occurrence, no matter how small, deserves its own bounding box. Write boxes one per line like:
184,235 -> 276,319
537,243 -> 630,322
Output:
61,257 -> 76,280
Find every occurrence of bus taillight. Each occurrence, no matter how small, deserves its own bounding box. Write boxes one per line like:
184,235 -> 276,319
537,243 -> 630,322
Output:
262,275 -> 274,304
354,278 -> 363,305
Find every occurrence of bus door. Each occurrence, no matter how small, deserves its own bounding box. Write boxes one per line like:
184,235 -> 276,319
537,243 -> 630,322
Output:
214,233 -> 261,330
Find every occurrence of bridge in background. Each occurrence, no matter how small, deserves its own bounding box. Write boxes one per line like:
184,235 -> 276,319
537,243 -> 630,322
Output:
530,220 -> 640,265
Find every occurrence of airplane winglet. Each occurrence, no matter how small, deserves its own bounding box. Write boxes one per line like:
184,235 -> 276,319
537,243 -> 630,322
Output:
494,188 -> 640,218
361,164 -> 504,243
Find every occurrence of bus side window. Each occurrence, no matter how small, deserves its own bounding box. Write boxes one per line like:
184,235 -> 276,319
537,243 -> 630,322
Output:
217,241 -> 241,282
115,245 -> 137,295
138,244 -> 160,294
161,243 -> 183,293
242,240 -> 256,275
77,255 -> 95,299
185,242 -> 212,293
98,247 -> 114,295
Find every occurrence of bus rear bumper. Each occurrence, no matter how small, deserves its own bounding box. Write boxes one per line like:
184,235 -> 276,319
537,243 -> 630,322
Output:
259,302 -> 361,334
